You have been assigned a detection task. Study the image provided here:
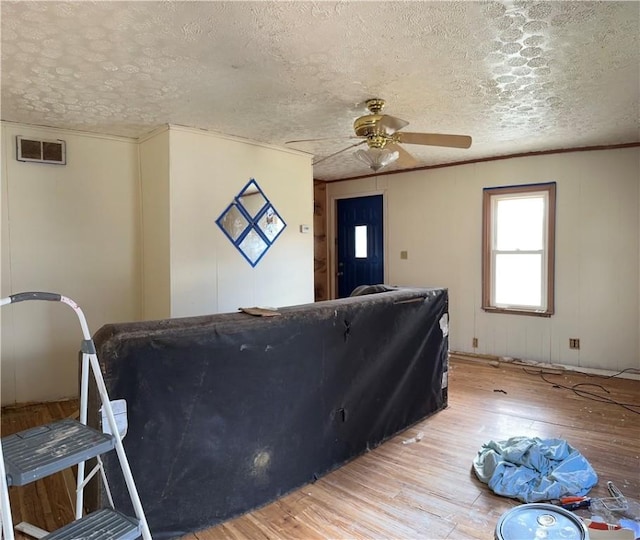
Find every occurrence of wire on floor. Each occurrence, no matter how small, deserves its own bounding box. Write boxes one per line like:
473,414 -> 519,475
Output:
522,367 -> 640,415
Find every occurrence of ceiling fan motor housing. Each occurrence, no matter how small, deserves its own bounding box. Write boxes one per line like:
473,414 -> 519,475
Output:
353,98 -> 387,138
354,114 -> 386,139
353,98 -> 400,148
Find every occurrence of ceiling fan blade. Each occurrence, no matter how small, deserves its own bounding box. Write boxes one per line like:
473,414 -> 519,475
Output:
313,140 -> 367,166
396,132 -> 472,149
387,142 -> 418,169
378,114 -> 409,135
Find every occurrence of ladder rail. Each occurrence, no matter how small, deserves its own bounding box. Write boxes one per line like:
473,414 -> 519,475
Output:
76,349 -> 90,519
0,441 -> 15,540
0,292 -> 152,540
88,352 -> 151,540
0,295 -> 28,540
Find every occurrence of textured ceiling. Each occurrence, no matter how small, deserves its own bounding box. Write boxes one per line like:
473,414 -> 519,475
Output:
2,1 -> 639,181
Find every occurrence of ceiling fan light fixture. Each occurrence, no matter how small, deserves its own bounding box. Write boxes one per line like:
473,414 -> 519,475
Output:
354,147 -> 399,172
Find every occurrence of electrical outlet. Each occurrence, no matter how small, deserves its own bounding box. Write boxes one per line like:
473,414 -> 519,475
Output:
472,337 -> 478,348
569,338 -> 580,350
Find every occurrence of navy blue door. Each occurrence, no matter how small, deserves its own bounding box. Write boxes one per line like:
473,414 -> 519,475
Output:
337,195 -> 384,298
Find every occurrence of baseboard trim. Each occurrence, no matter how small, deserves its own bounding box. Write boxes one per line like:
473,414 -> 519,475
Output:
448,351 -> 640,381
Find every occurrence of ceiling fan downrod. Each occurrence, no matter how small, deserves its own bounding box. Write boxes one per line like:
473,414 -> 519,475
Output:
365,98 -> 385,114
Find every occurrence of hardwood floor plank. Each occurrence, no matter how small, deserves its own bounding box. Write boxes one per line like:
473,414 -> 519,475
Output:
2,360 -> 638,539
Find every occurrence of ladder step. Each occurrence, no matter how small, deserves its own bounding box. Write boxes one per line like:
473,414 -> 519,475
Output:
1,418 -> 115,486
43,508 -> 141,540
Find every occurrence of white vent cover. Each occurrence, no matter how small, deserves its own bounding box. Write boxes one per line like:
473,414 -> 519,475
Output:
16,136 -> 66,165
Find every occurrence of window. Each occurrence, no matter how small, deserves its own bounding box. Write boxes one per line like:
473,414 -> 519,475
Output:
355,225 -> 368,258
482,182 -> 556,316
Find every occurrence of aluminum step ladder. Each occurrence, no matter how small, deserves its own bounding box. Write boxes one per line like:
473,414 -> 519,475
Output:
0,292 -> 152,540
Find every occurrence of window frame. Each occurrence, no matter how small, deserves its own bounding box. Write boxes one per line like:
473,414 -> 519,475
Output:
482,182 -> 556,317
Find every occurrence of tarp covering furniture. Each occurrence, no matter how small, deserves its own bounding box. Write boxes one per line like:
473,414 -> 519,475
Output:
88,287 -> 449,538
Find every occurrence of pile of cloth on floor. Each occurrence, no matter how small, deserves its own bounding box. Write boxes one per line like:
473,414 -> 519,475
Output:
472,436 -> 597,502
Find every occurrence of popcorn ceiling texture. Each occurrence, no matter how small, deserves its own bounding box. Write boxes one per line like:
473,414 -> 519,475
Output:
1,1 -> 638,181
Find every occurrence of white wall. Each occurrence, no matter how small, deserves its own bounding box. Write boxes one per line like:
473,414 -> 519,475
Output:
166,126 -> 314,316
139,127 -> 171,321
1,122 -> 142,405
327,148 -> 640,372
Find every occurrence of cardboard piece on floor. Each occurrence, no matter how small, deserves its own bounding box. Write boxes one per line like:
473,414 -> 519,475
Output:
240,306 -> 280,317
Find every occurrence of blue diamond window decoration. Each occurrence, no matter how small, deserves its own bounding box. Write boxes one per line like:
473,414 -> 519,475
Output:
216,179 -> 287,267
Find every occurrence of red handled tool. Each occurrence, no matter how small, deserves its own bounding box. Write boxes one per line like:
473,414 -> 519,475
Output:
556,496 -> 592,510
552,482 -> 628,513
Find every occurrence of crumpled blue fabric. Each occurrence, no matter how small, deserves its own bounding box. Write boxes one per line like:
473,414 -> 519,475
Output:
472,436 -> 598,502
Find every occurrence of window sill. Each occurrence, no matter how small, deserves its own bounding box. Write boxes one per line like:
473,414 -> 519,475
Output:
482,307 -> 553,318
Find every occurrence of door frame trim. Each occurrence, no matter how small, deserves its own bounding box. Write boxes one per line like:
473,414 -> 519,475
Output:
329,190 -> 387,300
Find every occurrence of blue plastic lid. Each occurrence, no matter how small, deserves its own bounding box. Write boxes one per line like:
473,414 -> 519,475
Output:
496,503 -> 588,540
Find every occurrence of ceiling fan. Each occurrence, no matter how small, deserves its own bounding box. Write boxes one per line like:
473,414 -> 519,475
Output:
286,98 -> 472,172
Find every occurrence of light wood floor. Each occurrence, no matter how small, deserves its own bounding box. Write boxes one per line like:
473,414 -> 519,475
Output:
2,358 -> 639,539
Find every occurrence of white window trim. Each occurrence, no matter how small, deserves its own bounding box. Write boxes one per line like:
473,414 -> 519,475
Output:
482,183 -> 556,317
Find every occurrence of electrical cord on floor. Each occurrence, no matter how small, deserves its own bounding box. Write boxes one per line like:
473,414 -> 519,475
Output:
522,367 -> 640,415
582,366 -> 640,379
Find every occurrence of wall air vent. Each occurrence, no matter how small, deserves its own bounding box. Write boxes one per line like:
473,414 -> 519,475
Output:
16,136 -> 66,165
